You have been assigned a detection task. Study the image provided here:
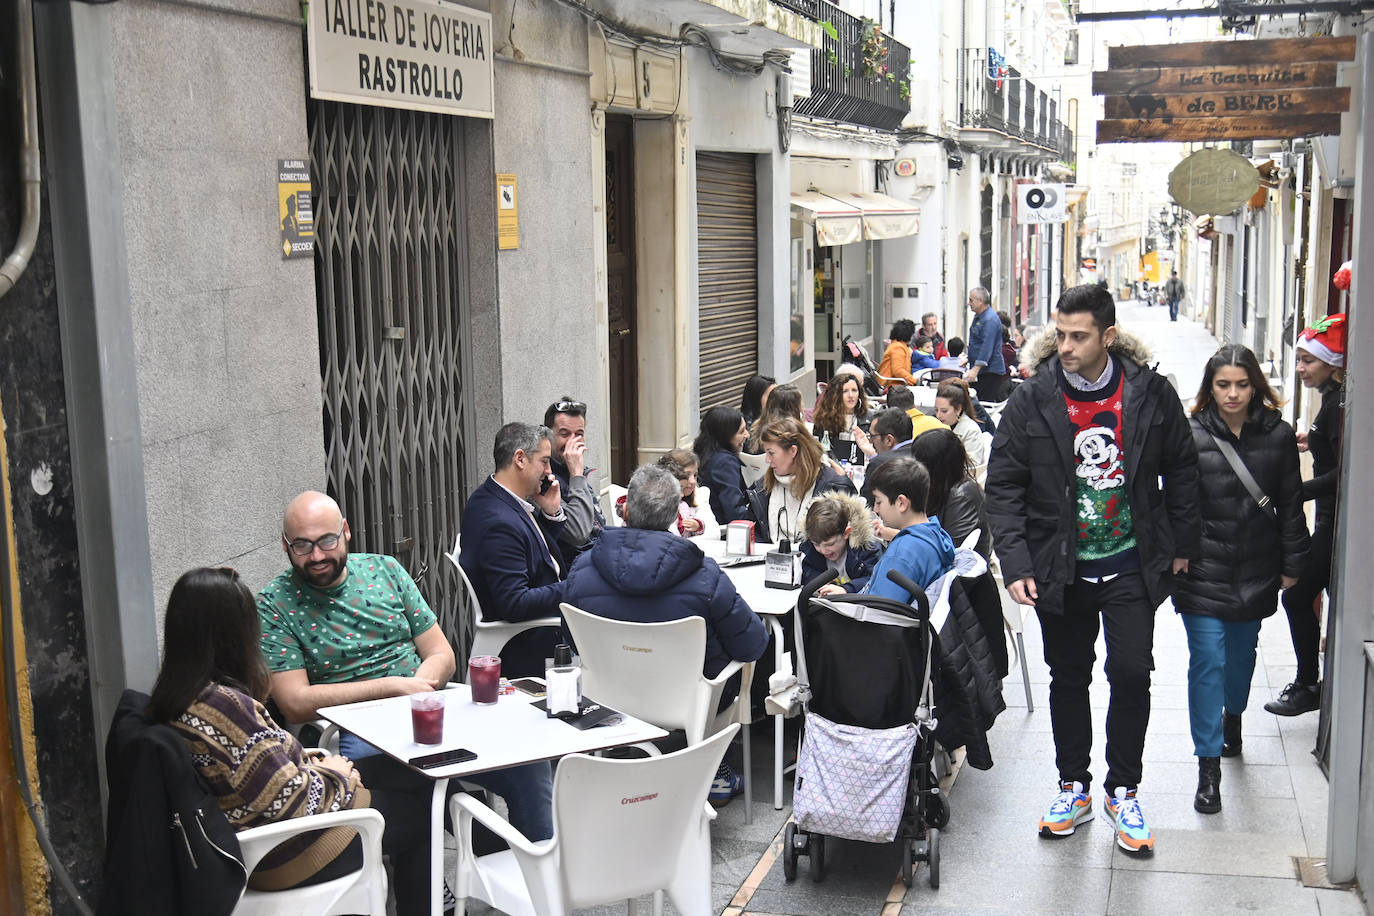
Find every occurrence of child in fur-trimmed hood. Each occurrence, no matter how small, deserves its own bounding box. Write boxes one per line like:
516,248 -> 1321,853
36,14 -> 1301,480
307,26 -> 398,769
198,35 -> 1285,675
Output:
800,491 -> 882,595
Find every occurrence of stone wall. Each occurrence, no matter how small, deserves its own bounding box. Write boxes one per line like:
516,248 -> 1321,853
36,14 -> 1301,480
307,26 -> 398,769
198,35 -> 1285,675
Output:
106,0 -> 325,607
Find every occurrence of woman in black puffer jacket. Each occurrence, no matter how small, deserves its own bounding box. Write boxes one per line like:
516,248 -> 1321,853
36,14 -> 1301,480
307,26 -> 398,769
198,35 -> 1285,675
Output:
1174,345 -> 1309,816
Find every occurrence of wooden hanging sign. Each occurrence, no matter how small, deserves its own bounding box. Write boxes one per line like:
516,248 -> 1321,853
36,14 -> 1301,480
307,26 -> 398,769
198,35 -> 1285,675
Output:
1094,35 -> 1356,144
1106,35 -> 1356,69
1102,87 -> 1351,120
1092,63 -> 1340,96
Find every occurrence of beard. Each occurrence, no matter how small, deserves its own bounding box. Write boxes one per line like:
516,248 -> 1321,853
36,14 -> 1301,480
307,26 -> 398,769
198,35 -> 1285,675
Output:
293,553 -> 347,588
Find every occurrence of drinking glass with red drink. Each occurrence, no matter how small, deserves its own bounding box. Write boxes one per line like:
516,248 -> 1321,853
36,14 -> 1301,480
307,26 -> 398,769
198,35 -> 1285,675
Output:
468,655 -> 501,705
410,694 -> 446,745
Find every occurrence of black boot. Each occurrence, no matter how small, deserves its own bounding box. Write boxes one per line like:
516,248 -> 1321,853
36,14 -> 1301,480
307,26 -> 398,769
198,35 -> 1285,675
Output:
1263,682 -> 1320,716
1221,712 -> 1242,757
1194,757 -> 1222,814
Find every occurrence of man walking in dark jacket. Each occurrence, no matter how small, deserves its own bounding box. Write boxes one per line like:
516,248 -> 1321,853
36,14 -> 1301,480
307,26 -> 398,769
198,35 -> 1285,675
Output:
562,463 -> 768,805
1164,271 -> 1185,322
986,284 -> 1200,855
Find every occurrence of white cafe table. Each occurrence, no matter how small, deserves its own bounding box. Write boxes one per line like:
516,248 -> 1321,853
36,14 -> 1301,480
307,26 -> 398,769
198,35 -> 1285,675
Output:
697,536 -> 800,810
319,683 -> 668,916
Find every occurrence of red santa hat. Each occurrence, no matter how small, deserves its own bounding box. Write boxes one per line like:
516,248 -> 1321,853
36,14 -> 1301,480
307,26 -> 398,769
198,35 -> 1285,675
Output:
1296,313 -> 1346,368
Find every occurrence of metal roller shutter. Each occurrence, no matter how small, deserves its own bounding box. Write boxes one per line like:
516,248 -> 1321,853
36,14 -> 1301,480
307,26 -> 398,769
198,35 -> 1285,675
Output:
696,151 -> 758,411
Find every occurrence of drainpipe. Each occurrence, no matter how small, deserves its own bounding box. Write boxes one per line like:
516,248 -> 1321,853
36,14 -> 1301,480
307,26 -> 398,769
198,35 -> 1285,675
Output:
2,1 -> 95,912
0,0 -> 41,301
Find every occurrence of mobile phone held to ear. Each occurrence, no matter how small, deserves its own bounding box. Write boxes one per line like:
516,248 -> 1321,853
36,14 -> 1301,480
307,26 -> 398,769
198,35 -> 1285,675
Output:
539,474 -> 555,496
409,747 -> 477,769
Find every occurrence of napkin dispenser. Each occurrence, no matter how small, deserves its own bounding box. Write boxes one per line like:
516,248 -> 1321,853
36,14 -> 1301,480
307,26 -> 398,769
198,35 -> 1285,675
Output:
765,537 -> 803,590
725,520 -> 755,556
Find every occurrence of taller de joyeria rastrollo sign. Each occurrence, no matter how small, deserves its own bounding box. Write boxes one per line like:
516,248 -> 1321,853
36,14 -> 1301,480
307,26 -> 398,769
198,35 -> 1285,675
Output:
308,0 -> 494,118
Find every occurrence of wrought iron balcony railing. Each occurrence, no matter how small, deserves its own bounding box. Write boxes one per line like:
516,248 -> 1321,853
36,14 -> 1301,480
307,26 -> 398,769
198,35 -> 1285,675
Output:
779,0 -> 912,132
960,48 -> 1072,162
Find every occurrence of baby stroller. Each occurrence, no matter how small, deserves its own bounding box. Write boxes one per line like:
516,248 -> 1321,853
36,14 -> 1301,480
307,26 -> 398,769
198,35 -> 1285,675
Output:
782,569 -> 947,888
840,334 -> 886,397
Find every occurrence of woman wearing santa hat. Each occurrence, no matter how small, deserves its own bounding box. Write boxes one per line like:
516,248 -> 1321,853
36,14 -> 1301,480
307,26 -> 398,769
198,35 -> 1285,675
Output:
1264,313 -> 1346,719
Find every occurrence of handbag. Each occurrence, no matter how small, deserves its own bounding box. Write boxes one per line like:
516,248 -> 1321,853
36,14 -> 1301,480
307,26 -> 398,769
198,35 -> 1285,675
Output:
792,711 -> 918,843
1208,432 -> 1277,520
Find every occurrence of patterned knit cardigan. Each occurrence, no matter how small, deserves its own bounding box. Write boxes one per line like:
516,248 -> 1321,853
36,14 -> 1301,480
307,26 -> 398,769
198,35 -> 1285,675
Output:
172,682 -> 369,890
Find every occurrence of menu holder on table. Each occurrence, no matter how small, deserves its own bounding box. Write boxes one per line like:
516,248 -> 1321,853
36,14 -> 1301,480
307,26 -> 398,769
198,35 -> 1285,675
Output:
531,698 -> 626,730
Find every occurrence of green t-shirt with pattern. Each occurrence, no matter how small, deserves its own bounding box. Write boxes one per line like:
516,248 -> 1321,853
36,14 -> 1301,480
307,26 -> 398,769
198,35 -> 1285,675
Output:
257,553 -> 437,684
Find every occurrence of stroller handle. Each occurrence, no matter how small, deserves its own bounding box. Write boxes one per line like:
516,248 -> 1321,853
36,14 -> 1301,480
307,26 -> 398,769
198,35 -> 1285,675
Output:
885,569 -> 925,601
797,568 -> 840,609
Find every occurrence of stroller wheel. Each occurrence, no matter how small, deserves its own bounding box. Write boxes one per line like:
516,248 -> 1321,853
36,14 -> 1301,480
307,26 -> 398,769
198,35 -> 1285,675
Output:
927,827 -> 941,889
901,838 -> 914,887
925,791 -> 951,829
782,822 -> 798,882
810,834 -> 827,882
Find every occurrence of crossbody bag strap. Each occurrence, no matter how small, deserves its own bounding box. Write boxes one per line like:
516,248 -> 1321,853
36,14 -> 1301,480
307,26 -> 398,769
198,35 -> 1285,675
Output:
1208,432 -> 1277,520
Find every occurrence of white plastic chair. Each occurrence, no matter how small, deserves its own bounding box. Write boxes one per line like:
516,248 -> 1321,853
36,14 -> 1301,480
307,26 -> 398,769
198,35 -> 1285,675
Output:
973,430 -> 994,485
234,808 -> 388,916
450,725 -> 737,916
560,604 -> 753,816
601,484 -> 628,528
988,552 -> 1034,712
445,533 -> 562,662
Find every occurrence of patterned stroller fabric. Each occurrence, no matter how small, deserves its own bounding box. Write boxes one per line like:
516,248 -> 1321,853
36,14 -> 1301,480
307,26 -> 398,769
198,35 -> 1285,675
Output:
793,711 -> 919,843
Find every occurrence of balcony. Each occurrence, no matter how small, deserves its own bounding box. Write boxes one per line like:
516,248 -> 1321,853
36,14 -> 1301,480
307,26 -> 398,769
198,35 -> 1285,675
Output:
956,48 -> 1072,165
777,0 -> 912,132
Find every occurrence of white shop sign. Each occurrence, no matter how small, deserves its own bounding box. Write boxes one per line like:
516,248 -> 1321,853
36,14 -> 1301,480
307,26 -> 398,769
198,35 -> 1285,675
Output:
308,0 -> 495,119
1017,183 -> 1068,224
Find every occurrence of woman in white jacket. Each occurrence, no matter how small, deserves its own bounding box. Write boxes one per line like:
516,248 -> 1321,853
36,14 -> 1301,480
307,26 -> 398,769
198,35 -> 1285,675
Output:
934,378 -> 988,469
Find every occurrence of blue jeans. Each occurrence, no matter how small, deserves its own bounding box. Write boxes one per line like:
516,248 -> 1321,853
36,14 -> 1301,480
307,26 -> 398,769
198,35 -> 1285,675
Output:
1168,296 -> 1180,321
1180,614 -> 1262,757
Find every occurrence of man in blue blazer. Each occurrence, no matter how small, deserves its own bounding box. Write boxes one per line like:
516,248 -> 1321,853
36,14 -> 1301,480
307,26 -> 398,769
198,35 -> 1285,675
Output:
459,422 -> 568,676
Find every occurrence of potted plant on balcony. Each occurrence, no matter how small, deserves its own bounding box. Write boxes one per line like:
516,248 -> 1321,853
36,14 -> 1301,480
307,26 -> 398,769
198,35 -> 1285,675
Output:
860,18 -> 890,82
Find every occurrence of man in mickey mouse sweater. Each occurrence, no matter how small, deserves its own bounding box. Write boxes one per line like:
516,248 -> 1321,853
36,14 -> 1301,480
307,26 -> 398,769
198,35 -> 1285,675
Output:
986,284 -> 1199,856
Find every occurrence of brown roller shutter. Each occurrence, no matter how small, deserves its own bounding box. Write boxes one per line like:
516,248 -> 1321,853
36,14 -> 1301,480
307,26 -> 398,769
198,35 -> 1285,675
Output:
696,151 -> 758,411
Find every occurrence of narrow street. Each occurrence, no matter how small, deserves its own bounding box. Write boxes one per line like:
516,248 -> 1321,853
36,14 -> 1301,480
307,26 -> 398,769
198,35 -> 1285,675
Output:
680,304 -> 1364,916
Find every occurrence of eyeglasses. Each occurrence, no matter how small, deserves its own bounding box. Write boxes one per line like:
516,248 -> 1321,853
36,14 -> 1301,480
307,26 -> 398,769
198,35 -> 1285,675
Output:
283,526 -> 344,556
552,399 -> 585,413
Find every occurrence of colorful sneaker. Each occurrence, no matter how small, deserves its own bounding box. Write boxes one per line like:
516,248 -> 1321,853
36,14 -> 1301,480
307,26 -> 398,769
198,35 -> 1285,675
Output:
1038,780 -> 1093,837
708,763 -> 744,806
1105,787 -> 1154,853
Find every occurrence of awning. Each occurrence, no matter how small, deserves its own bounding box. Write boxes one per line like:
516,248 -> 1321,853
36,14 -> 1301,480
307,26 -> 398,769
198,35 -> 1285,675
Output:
791,189 -> 920,244
790,190 -> 864,246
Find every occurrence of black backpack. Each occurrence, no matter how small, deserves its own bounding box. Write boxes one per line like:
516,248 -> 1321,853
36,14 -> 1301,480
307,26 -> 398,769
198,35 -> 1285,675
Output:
98,690 -> 247,916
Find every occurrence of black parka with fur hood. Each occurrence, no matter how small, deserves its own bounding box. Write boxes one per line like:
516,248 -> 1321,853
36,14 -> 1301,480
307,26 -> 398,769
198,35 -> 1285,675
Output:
985,329 -> 1201,615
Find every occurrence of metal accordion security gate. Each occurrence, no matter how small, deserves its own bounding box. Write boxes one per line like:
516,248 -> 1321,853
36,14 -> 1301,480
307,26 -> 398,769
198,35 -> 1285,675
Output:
696,151 -> 759,411
309,99 -> 474,656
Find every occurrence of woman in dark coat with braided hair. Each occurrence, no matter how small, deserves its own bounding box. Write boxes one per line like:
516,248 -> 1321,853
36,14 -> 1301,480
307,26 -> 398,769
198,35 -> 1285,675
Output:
1173,345 -> 1309,815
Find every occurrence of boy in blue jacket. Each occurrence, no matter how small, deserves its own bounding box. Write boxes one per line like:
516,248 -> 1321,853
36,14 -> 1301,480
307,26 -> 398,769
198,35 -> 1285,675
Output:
801,492 -> 882,595
865,457 -> 955,601
911,333 -> 941,373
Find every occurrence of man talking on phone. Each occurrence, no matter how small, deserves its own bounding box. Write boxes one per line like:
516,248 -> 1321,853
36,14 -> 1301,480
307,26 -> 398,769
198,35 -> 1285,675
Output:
459,421 -> 569,676
544,397 -> 606,567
